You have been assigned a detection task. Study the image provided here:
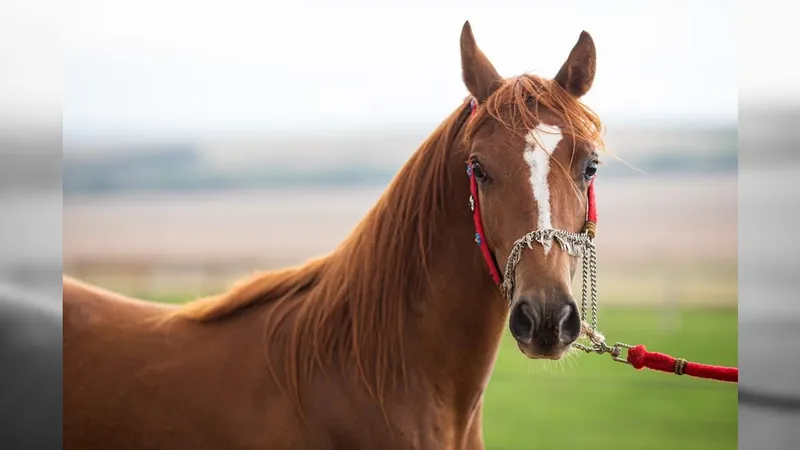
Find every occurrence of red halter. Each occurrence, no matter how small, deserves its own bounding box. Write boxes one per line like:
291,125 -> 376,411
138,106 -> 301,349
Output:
466,98 -> 597,287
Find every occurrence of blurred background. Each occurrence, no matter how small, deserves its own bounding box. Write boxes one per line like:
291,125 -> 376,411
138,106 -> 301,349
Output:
61,1 -> 737,449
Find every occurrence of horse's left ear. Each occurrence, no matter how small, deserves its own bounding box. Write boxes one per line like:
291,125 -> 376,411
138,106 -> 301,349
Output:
554,31 -> 596,98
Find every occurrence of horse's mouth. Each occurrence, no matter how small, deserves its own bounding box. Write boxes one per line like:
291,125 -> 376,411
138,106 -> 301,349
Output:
516,340 -> 567,360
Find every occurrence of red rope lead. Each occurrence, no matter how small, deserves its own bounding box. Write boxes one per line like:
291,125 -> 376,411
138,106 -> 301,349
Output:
626,345 -> 738,383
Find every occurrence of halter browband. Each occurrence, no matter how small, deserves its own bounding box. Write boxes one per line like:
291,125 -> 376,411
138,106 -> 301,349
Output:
465,97 -> 598,301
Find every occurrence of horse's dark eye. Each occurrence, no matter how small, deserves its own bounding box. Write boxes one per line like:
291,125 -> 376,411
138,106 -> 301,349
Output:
585,161 -> 598,181
472,162 -> 487,181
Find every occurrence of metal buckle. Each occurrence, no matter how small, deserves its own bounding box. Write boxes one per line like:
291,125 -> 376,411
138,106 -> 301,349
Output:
573,340 -> 633,365
609,342 -> 634,365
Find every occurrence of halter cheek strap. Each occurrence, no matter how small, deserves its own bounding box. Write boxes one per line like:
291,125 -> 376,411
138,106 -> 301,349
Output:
467,163 -> 504,285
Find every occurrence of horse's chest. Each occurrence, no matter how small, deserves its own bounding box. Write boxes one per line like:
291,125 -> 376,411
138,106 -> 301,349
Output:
336,406 -> 474,450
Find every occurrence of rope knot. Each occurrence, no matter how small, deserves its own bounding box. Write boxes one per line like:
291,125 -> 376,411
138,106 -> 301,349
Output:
627,344 -> 647,369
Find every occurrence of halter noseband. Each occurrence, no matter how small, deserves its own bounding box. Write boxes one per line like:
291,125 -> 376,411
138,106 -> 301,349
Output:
465,97 -> 598,302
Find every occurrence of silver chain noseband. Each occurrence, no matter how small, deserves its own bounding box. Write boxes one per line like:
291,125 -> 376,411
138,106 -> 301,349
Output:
498,229 -> 606,350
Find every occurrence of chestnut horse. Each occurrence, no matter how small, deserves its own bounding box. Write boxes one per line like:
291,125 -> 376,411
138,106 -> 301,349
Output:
64,21 -> 605,450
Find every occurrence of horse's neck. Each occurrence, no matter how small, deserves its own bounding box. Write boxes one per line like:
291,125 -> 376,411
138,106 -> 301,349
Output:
404,152 -> 509,409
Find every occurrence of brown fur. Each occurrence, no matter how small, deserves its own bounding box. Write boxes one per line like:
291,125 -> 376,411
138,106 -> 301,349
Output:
64,21 -> 605,450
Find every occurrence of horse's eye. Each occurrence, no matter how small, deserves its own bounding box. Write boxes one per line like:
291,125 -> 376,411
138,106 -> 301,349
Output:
584,161 -> 598,181
472,162 -> 487,181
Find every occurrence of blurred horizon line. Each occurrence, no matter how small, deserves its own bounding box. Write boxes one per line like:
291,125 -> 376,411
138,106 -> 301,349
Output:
61,121 -> 737,196
63,114 -> 738,150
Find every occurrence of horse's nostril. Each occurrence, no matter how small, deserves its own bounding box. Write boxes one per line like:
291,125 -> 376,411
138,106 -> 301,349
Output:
556,302 -> 582,344
509,300 -> 537,343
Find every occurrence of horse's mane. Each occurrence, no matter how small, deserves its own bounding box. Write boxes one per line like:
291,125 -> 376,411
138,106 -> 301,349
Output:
158,98 -> 474,410
157,74 -> 605,411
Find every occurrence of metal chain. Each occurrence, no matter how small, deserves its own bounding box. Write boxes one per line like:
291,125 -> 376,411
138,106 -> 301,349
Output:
588,242 -> 599,333
573,241 -> 605,351
580,240 -> 590,327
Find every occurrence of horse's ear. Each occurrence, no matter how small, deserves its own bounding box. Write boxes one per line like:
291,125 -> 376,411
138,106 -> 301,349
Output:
460,20 -> 502,102
554,31 -> 597,98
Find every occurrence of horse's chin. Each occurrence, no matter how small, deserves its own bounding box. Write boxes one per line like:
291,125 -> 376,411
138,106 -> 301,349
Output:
516,340 -> 568,360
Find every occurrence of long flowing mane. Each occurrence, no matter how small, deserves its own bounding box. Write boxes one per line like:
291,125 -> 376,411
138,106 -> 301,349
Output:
158,99 -> 475,409
157,74 -> 605,411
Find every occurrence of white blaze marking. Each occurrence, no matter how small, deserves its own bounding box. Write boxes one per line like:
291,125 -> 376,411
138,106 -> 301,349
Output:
523,124 -> 562,254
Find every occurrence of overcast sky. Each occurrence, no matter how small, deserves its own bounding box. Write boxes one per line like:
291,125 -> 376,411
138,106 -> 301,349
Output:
3,0 -> 771,145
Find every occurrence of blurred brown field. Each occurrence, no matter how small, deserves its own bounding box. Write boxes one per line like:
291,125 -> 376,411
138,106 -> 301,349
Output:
63,172 -> 736,305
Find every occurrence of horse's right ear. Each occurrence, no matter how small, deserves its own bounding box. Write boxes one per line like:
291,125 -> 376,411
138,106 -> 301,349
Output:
460,20 -> 502,102
554,31 -> 596,98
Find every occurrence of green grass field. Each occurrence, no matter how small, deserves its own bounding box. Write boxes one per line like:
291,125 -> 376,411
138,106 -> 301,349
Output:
144,292 -> 737,450
482,307 -> 737,450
